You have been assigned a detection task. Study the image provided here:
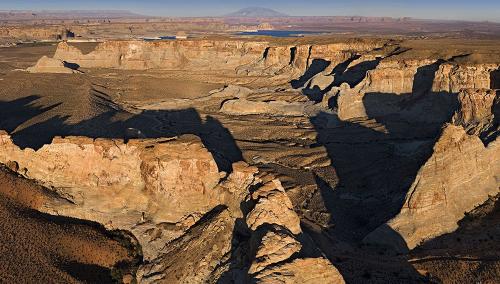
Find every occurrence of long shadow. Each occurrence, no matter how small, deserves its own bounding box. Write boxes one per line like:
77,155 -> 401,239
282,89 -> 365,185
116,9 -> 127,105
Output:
292,56 -> 382,104
290,58 -> 331,89
491,68 -> 500,89
307,60 -> 459,281
0,96 -> 60,133
1,99 -> 247,280
338,57 -> 382,88
9,107 -> 242,173
310,60 -> 456,238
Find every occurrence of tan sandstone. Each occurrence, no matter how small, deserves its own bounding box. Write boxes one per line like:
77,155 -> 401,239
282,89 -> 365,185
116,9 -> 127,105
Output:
365,124 -> 499,249
27,55 -> 78,74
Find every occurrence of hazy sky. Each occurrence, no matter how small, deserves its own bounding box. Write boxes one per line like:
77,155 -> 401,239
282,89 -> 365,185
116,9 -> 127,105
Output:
1,0 -> 499,22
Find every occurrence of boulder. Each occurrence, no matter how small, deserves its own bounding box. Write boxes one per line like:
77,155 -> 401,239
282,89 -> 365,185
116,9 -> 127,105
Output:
254,258 -> 346,284
249,227 -> 302,274
246,179 -> 302,234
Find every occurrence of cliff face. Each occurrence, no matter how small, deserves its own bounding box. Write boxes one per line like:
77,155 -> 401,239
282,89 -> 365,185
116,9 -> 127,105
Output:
0,132 -> 221,258
52,40 -> 382,76
452,88 -> 499,138
50,40 -> 499,100
365,89 -> 499,250
360,60 -> 498,95
0,130 -> 344,283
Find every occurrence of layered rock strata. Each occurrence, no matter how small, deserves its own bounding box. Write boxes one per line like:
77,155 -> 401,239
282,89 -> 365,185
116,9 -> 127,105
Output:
0,131 -> 344,283
0,132 -> 221,258
365,90 -> 499,250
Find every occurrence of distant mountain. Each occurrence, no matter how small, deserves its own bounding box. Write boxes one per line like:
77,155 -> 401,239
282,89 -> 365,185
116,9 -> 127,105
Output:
0,10 -> 146,20
224,7 -> 288,17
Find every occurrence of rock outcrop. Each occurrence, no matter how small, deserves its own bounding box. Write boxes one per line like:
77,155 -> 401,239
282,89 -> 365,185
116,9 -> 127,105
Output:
0,130 -> 344,283
220,98 -> 313,116
365,124 -> 499,249
452,88 -> 499,138
246,179 -> 302,234
27,55 -> 79,74
253,258 -> 345,284
52,40 -> 382,77
248,227 -> 302,274
0,132 -> 221,259
361,60 -> 499,95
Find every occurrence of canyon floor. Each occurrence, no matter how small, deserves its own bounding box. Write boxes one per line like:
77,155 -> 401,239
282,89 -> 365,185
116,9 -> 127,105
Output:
0,35 -> 499,284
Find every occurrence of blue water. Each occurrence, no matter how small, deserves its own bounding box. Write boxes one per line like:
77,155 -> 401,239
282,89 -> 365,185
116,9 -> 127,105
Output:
236,30 -> 320,37
159,36 -> 177,40
143,36 -> 178,41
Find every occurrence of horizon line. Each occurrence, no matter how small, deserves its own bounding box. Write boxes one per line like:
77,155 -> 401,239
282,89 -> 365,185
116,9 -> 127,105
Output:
1,9 -> 499,24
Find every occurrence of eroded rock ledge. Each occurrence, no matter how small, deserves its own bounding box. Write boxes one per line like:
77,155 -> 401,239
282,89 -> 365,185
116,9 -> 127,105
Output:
365,89 -> 499,250
0,131 -> 344,283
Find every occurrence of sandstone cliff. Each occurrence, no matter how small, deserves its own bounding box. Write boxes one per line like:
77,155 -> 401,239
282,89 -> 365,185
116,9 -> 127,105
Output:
52,40 -> 381,77
0,131 -> 344,283
365,123 -> 499,250
0,132 -> 221,259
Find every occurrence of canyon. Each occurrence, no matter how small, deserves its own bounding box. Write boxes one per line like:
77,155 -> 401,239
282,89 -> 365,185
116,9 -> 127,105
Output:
0,30 -> 499,283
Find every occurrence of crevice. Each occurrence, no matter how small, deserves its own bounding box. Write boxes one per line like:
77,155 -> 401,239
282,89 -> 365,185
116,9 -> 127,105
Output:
289,47 -> 297,65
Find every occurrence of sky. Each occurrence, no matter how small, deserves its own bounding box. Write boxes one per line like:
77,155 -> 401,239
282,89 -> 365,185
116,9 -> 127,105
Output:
1,0 -> 499,22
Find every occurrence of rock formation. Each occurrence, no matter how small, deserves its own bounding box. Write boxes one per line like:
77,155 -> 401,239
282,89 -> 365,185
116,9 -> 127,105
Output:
253,258 -> 345,284
452,88 -> 499,138
52,40 -> 382,77
0,132 -> 221,258
2,35 -> 500,282
27,55 -> 79,74
365,98 -> 499,249
0,130 -> 345,283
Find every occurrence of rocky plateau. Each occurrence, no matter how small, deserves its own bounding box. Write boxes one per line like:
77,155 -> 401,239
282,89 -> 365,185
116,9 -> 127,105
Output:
0,32 -> 499,283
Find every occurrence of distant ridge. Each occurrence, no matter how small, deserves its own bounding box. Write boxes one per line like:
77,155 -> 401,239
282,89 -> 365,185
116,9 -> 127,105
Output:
0,10 -> 146,20
224,7 -> 288,17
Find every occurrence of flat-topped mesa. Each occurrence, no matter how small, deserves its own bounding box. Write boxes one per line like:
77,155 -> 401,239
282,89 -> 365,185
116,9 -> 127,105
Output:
52,40 -> 382,74
336,58 -> 500,121
359,59 -> 500,95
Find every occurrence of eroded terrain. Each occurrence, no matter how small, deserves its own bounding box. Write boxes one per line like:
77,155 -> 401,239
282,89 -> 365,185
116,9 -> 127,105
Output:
0,35 -> 499,283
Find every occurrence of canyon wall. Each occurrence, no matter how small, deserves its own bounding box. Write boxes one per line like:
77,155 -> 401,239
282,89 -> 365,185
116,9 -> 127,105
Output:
0,132 -> 222,258
365,89 -> 499,249
0,130 -> 344,282
52,40 -> 382,75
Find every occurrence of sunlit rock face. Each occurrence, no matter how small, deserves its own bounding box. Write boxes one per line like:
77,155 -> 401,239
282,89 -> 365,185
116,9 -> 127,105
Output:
365,124 -> 499,249
27,56 -> 78,74
2,34 -> 500,283
0,132 -> 221,258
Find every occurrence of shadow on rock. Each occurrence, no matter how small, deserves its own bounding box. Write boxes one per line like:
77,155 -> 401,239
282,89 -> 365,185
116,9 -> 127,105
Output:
490,68 -> 500,89
3,100 -> 242,173
305,59 -> 462,281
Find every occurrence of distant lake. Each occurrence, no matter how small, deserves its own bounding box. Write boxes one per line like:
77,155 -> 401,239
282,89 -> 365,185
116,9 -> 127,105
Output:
143,36 -> 180,41
236,30 -> 320,37
159,36 -> 177,40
